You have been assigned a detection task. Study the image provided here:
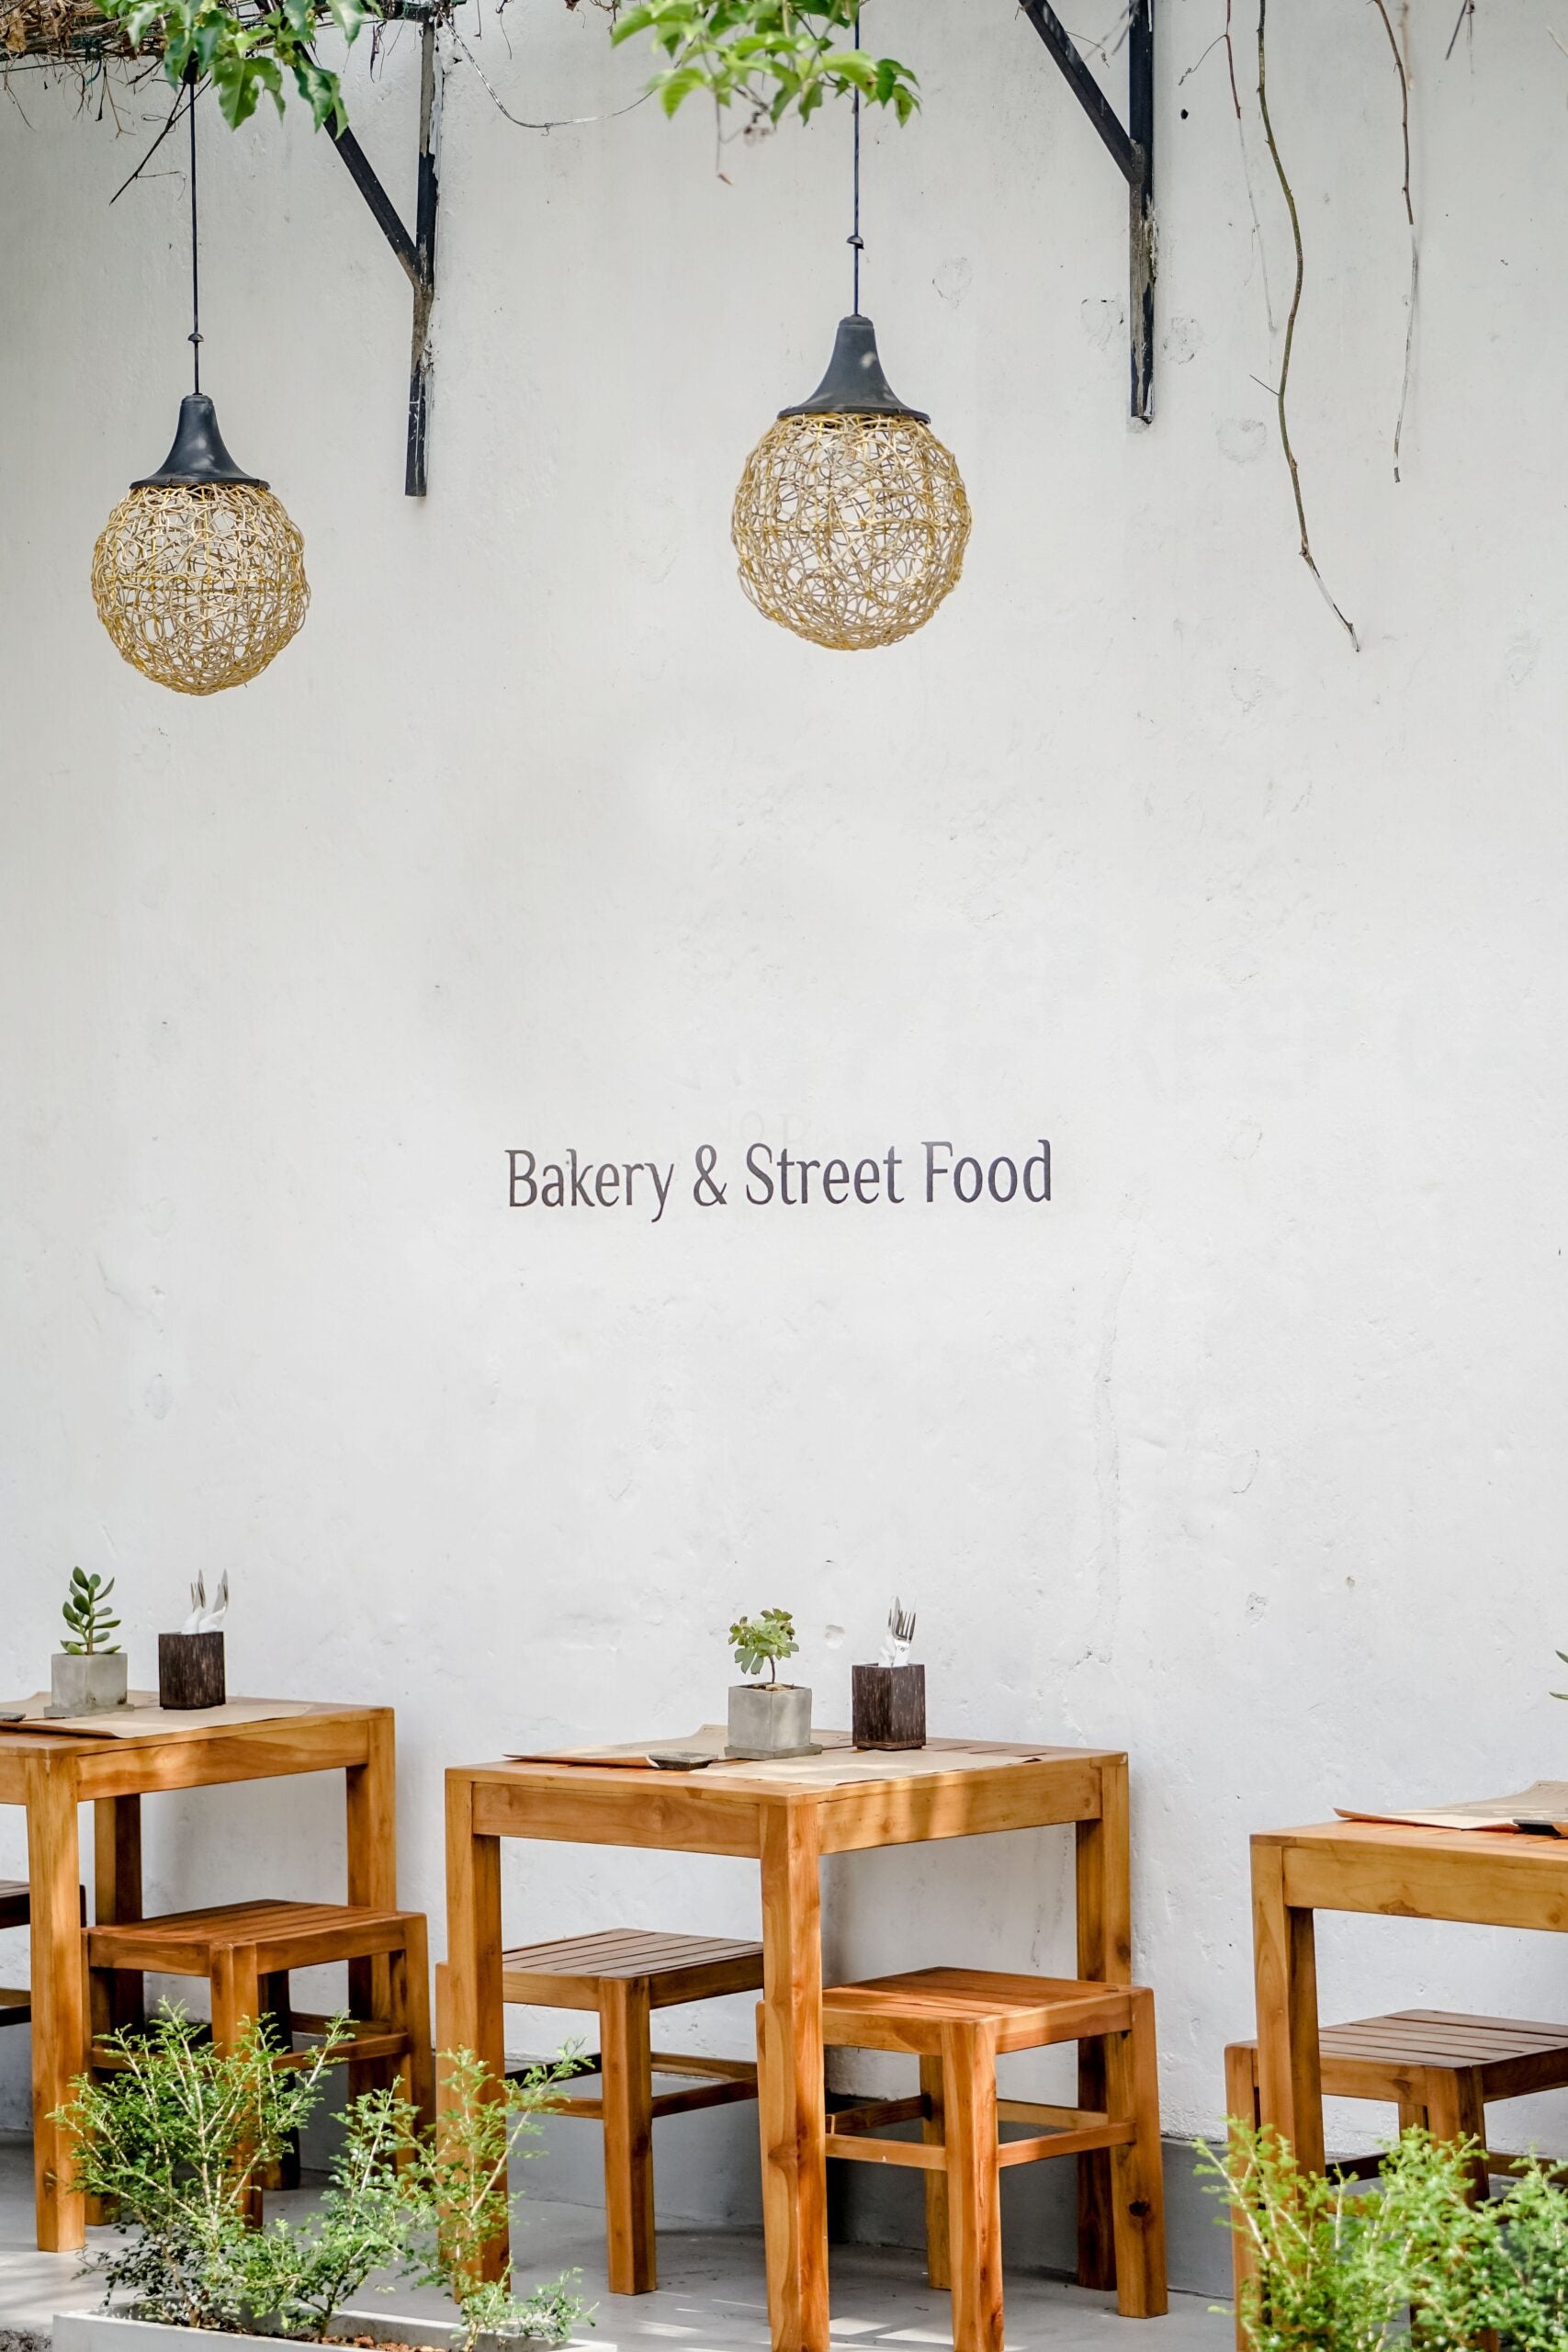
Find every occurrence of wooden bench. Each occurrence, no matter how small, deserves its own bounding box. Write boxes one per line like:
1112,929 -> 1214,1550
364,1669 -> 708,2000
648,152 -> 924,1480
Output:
491,1928 -> 763,2296
87,1899 -> 433,2218
1226,2007 -> 1568,2196
807,1966 -> 1168,2352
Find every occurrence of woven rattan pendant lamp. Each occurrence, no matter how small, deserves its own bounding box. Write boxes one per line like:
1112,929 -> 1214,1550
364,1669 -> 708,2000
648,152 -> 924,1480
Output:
93,72 -> 309,695
731,19 -> 970,652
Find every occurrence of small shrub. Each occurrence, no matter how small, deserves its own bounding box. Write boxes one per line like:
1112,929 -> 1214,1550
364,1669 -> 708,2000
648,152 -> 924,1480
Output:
57,2004 -> 592,2344
57,2007 -> 344,2327
1201,2120 -> 1497,2352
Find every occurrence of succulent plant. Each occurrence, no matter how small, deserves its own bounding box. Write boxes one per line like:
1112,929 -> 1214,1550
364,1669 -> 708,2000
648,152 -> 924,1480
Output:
728,1607 -> 799,1685
61,1566 -> 121,1657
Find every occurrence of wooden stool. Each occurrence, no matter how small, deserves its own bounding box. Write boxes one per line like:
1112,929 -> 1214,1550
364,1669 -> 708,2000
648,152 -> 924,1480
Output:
805,1966 -> 1168,2352
0,1883 -> 35,2032
492,1928 -> 764,2296
1225,2007 -> 1568,2207
87,1899 -> 434,2218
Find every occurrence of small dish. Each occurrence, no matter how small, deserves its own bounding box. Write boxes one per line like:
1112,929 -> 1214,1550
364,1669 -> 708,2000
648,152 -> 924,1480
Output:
646,1749 -> 716,1771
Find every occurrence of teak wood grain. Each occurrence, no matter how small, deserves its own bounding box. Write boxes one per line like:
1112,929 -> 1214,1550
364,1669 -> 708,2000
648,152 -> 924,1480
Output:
443,1741 -> 1128,2352
816,1967 -> 1166,2352
0,1705 -> 395,2254
1247,1821 -> 1568,2347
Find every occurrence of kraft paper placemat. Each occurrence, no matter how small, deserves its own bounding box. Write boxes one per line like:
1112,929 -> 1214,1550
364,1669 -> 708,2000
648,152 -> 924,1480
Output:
1337,1781 -> 1568,1835
0,1693 -> 323,1738
505,1725 -> 1060,1785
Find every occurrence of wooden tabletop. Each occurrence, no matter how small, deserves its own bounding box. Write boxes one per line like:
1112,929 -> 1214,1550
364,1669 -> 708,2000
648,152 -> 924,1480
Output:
1257,1816 -> 1568,1931
452,1742 -> 1123,1858
0,1703 -> 389,1805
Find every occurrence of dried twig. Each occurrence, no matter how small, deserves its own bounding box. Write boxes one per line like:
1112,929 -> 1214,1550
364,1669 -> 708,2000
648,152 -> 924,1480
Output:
1369,0 -> 1416,482
1224,0 -> 1277,334
107,68 -> 186,200
1256,0 -> 1359,648
444,19 -> 650,128
1444,0 -> 1473,62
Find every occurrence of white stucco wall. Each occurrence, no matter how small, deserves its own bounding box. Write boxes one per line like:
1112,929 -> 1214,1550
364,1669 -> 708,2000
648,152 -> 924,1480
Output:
3,0 -> 1568,2220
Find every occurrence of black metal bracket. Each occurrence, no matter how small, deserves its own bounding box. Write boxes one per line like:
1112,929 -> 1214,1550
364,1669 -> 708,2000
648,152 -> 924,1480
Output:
1019,0 -> 1155,423
329,10 -> 442,495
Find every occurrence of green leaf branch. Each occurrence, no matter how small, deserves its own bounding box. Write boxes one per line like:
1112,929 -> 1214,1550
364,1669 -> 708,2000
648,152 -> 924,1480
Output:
93,0 -> 377,130
610,1 -> 918,126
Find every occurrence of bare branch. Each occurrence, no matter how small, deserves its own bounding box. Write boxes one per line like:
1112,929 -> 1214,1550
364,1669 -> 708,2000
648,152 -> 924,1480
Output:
1256,0 -> 1359,649
1369,0 -> 1417,483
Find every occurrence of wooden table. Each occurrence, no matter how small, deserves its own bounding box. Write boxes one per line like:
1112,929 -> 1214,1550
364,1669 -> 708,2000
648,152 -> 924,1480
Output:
445,1739 -> 1132,2352
1252,1817 -> 1568,2171
0,1702 -> 396,2252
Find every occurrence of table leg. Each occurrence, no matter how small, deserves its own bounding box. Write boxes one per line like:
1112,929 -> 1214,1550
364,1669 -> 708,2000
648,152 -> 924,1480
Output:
93,1794 -> 145,2035
1250,1837 -> 1323,2169
27,1750 -> 86,2253
443,1770 -> 506,2286
1076,1754 -> 1132,2291
346,1712 -> 398,2095
758,1800 -> 828,2352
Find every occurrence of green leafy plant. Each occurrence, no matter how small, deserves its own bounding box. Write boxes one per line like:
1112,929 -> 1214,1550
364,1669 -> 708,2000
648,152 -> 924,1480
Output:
60,1566 -> 121,1656
610,0 -> 917,125
1202,2120 -> 1498,2352
228,2079 -> 414,2336
1482,2154 -> 1568,2350
728,1606 -> 798,1684
93,0 -> 377,130
399,2046 -> 593,2347
56,2007 -> 345,2327
58,2007 -> 590,2344
453,2270 -> 591,2350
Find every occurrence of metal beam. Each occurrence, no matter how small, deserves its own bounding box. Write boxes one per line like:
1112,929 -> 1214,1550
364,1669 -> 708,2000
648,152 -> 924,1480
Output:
328,14 -> 443,495
1020,0 -> 1156,424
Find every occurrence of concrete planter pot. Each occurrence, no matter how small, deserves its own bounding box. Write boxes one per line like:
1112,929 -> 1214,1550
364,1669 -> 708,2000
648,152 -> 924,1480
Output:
50,1651 -> 129,1716
54,2310 -> 567,2352
727,1680 -> 814,1759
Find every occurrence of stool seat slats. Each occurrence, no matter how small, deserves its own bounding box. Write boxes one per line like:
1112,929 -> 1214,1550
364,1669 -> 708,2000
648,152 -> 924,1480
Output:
86,1897 -> 433,2227
501,1929 -> 763,2014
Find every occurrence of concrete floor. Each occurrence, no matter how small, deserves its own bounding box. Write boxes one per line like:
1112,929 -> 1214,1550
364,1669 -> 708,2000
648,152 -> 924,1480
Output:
0,2138 -> 1233,2352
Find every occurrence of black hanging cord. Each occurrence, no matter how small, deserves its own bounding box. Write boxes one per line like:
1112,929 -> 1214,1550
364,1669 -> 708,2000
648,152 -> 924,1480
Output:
186,60 -> 203,394
849,5 -> 863,312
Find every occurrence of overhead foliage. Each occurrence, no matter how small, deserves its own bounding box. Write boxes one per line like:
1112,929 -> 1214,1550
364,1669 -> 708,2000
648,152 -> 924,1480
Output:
88,0 -> 377,130
608,0 -> 918,125
64,0 -> 913,137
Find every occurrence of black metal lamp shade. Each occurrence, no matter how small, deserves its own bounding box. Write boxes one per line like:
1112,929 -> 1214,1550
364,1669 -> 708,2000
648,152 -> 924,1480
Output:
780,313 -> 930,424
131,393 -> 267,491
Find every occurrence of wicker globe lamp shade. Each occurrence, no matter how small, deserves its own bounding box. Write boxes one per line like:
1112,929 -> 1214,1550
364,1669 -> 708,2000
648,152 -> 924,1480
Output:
94,72 -> 308,696
93,396 -> 310,697
732,312 -> 970,654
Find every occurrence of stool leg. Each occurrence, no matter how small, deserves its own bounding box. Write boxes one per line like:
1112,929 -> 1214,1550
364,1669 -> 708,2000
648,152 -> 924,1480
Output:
599,1976 -> 656,2296
259,1973 -> 300,2193
391,1915 -> 436,2140
1106,1988 -> 1168,2318
211,1944 -> 265,2228
942,2021 -> 1003,2352
1223,2044 -> 1260,2339
1424,2068 -> 1489,2203
919,2053 -> 952,2292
